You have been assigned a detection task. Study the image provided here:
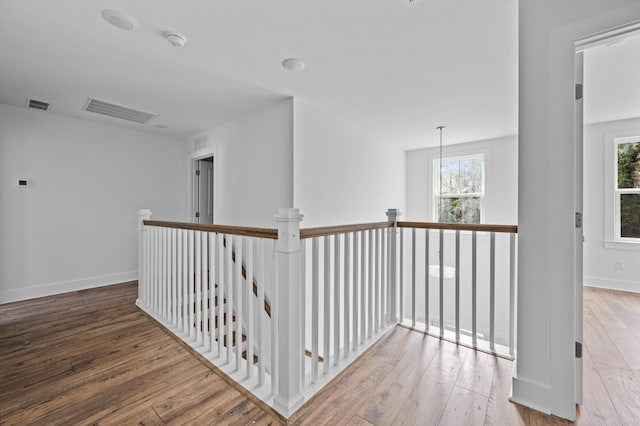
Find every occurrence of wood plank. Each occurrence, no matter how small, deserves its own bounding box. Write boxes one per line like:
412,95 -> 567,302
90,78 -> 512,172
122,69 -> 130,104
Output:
591,365 -> 640,424
394,341 -> 469,425
576,345 -> 622,425
484,357 -> 526,426
357,333 -> 439,424
455,348 -> 498,397
583,305 -> 628,369
438,385 -> 488,426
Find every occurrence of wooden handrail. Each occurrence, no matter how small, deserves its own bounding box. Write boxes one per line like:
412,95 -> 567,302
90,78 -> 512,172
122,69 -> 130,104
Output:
398,221 -> 518,234
144,220 -> 278,240
300,222 -> 391,239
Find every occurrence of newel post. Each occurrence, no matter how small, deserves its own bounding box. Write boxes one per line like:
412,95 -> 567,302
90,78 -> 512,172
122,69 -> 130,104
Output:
137,209 -> 152,307
386,208 -> 401,322
273,208 -> 305,416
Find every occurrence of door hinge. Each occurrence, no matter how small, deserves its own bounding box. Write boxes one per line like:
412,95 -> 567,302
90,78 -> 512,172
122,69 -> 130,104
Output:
195,169 -> 201,176
575,341 -> 582,358
575,83 -> 583,101
195,212 -> 200,218
575,212 -> 583,228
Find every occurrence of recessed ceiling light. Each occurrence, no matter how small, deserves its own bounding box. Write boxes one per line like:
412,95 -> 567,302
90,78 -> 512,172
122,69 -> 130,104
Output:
166,33 -> 187,48
282,57 -> 305,72
101,9 -> 138,31
154,124 -> 169,129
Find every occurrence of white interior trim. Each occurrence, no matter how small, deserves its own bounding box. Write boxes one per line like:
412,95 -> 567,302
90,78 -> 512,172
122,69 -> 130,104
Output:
0,271 -> 137,304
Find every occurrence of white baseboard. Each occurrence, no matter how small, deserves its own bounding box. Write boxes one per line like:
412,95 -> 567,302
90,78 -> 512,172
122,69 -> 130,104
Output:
0,271 -> 138,304
583,275 -> 640,293
510,374 -> 552,415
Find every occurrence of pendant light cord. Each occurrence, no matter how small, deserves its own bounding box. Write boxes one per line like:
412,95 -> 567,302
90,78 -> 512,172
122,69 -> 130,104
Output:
437,126 -> 445,222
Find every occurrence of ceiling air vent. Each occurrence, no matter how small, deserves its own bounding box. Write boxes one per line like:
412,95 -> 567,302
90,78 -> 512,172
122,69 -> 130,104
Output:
27,98 -> 50,111
83,97 -> 157,124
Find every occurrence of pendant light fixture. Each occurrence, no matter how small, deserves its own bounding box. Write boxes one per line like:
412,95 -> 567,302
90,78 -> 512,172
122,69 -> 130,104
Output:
437,125 -> 446,223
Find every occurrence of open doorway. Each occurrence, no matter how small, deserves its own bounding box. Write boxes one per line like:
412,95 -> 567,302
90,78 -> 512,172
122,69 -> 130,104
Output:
575,23 -> 640,421
193,156 -> 214,224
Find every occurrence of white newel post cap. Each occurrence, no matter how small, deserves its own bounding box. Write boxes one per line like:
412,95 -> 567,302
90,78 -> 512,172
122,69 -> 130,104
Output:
138,209 -> 152,230
274,208 -> 304,250
386,208 -> 401,222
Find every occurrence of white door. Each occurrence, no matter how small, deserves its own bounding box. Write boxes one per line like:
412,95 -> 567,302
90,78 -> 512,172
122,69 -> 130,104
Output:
574,51 -> 584,405
195,157 -> 214,224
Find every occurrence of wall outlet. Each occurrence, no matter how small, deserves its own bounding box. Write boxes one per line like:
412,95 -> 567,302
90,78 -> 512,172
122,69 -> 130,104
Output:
615,259 -> 624,270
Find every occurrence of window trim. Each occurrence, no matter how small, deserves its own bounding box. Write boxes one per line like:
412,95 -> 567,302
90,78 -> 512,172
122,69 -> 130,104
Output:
604,133 -> 640,249
432,153 -> 486,223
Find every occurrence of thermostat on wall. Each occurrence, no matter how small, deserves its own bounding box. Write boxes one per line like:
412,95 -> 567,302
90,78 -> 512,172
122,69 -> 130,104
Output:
17,179 -> 30,187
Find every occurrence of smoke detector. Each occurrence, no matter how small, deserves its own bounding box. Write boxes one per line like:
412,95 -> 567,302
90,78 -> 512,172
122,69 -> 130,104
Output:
101,9 -> 138,31
166,33 -> 187,48
281,58 -> 305,72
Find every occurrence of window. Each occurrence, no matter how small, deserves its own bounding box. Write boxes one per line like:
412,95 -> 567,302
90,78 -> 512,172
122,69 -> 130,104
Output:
433,154 -> 485,223
615,138 -> 640,240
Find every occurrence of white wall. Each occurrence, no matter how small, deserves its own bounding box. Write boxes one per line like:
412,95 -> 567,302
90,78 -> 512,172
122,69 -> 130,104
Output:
189,98 -> 293,228
0,103 -> 186,303
293,98 -> 405,227
405,136 -> 518,224
517,0 -> 640,420
584,117 -> 640,292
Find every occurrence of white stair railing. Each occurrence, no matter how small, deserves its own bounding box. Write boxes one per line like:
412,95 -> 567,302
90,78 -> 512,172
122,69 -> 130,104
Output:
136,208 -> 518,419
396,220 -> 518,358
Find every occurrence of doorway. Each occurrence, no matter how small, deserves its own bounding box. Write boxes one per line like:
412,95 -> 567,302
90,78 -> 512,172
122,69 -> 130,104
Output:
193,156 -> 214,224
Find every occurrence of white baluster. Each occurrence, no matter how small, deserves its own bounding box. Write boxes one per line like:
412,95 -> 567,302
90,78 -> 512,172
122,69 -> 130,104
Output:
226,235 -> 234,363
343,232 -> 351,357
509,232 -> 516,357
183,230 -> 189,335
177,229 -> 183,330
246,238 -> 254,378
439,229 -> 444,337
381,228 -> 386,325
201,232 -> 208,346
360,231 -> 366,343
399,228 -> 404,322
490,232 -> 496,352
374,228 -> 380,333
367,229 -> 373,338
235,237 -> 244,369
258,240 -> 266,386
352,231 -> 359,350
216,234 -> 225,357
172,228 -> 178,326
334,234 -> 340,365
323,235 -> 330,373
425,229 -> 430,333
455,230 -> 460,342
472,231 -> 477,347
312,237 -> 319,384
162,227 -> 168,319
209,233 -> 216,354
188,230 -> 195,340
411,228 -> 416,327
195,231 -> 202,345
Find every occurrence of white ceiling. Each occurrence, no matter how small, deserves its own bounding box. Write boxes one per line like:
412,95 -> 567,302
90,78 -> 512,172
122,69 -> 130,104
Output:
2,1 -> 636,150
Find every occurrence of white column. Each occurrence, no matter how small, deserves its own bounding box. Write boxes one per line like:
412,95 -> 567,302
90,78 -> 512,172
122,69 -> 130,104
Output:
137,209 -> 152,307
273,208 -> 305,416
385,209 -> 400,322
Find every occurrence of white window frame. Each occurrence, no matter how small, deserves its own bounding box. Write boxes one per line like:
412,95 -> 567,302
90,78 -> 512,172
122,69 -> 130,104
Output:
604,134 -> 640,249
432,153 -> 485,223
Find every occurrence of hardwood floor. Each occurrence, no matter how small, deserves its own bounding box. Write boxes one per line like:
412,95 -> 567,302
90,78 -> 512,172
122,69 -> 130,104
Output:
1,283 -> 639,425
